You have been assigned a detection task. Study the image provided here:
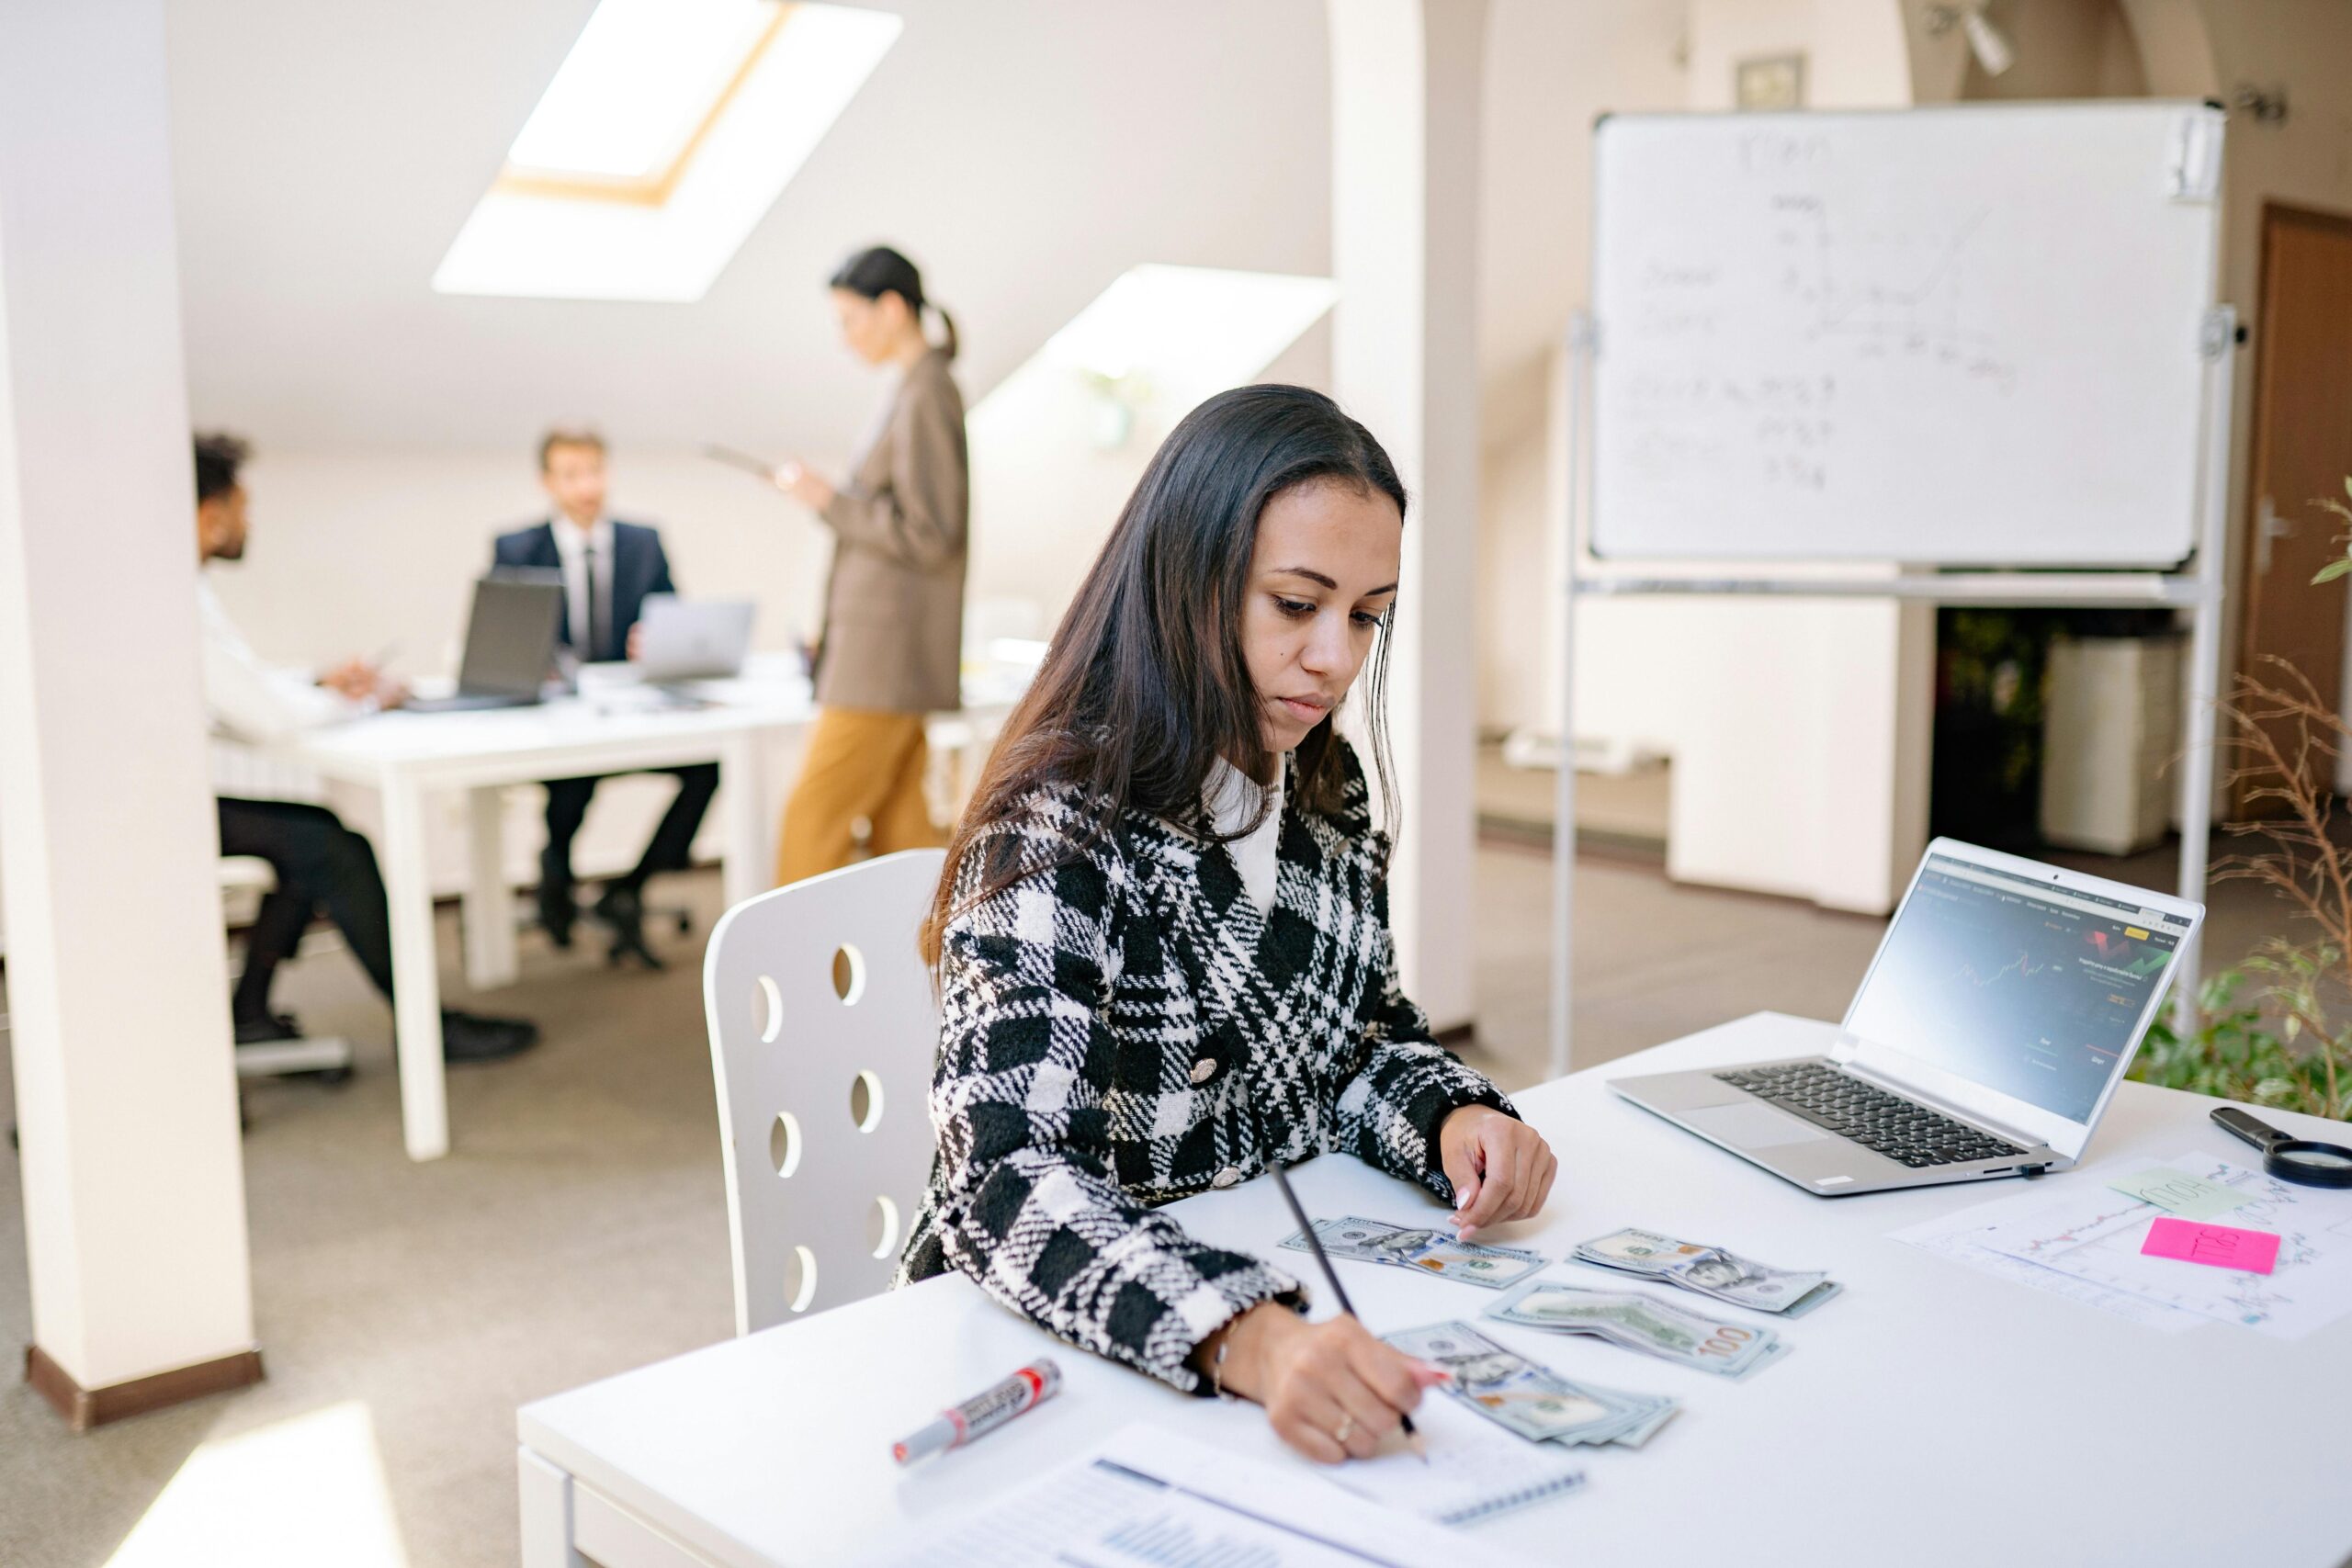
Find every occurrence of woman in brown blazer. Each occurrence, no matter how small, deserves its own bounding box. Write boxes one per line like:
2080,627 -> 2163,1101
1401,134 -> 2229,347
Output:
771,245 -> 970,884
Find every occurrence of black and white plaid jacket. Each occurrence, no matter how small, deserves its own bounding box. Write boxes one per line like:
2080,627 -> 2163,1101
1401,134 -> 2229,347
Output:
894,739 -> 1515,1392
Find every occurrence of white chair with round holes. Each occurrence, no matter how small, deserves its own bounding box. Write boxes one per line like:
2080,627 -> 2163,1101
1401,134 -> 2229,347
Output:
702,848 -> 948,1337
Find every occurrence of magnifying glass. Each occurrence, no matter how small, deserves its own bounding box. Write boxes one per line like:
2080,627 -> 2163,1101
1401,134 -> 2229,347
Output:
2211,1107 -> 2352,1189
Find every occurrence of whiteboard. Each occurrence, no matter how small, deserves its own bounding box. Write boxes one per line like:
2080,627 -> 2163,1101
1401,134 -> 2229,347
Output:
1589,103 -> 2223,566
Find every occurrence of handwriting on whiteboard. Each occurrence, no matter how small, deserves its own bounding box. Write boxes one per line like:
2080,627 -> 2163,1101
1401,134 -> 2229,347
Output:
1613,181 -> 2022,499
1617,373 -> 1835,491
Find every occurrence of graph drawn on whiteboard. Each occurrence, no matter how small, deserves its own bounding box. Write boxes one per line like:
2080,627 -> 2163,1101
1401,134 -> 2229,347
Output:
1770,194 -> 2018,395
1589,104 -> 2222,564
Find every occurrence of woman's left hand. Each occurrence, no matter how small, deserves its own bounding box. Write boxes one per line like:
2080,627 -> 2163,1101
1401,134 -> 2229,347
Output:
773,459 -> 835,513
1437,1105 -> 1555,1238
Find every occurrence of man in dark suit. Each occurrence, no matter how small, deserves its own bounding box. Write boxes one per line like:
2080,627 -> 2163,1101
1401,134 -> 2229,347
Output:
494,427 -> 718,967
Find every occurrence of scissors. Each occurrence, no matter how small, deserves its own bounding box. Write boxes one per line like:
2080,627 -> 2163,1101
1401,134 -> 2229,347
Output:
2211,1107 -> 2352,1189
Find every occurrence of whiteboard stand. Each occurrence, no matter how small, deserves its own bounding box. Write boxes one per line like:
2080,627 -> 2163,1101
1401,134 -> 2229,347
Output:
1548,304 -> 2235,1078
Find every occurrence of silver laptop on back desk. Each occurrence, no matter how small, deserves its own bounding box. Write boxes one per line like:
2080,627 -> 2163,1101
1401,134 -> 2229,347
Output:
1610,839 -> 2204,1196
634,594 -> 754,682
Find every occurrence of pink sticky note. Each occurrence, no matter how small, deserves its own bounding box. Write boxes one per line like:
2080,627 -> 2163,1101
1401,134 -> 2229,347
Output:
2141,1217 -> 2281,1275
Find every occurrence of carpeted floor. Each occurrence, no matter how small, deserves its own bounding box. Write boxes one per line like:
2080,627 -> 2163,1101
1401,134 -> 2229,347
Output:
0,832 -> 2300,1566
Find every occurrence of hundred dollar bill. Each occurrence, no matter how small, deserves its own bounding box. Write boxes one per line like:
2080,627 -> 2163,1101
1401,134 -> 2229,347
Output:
1283,1216 -> 1549,1290
1575,1227 -> 1841,1316
1384,1321 -> 1679,1448
1486,1281 -> 1787,1380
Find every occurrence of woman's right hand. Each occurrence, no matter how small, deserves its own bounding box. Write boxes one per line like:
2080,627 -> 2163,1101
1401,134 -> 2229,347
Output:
1206,1303 -> 1449,1463
771,458 -> 835,513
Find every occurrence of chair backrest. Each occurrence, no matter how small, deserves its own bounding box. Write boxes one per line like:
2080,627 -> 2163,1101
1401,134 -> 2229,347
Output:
702,849 -> 947,1336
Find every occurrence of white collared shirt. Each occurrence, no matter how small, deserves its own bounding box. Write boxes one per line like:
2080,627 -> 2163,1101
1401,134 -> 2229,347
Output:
548,513 -> 615,654
198,573 -> 348,802
1204,758 -> 1283,918
198,575 -> 354,744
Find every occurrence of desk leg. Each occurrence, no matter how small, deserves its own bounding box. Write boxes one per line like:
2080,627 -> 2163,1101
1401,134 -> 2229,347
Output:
518,1446 -> 586,1568
381,777 -> 450,1161
463,785 -> 519,989
721,731 -> 767,911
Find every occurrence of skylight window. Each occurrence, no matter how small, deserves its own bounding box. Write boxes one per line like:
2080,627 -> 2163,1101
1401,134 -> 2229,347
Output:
1035,265 -> 1340,391
970,264 -> 1335,433
503,3 -> 775,183
968,265 -> 1337,458
434,0 -> 899,301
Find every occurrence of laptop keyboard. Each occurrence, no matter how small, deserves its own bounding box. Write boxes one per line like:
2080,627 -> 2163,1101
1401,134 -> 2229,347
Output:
1712,1062 -> 2026,1168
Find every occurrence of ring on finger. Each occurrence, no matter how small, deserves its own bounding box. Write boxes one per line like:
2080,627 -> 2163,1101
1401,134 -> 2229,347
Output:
1333,1414 -> 1356,1446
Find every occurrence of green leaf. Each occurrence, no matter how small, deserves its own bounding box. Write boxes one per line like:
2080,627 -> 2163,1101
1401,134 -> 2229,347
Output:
2313,558 -> 2352,584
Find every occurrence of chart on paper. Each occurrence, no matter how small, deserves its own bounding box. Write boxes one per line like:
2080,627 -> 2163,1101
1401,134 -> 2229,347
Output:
1938,1152 -> 2352,1335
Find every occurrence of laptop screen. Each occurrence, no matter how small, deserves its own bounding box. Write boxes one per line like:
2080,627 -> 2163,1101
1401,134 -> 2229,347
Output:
1844,852 -> 2192,1124
459,577 -> 562,695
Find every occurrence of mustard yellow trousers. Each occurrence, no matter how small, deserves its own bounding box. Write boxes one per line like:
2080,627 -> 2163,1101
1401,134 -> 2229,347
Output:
775,705 -> 942,886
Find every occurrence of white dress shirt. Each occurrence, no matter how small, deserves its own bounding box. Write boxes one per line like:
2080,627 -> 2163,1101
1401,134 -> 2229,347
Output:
548,513 -> 616,656
198,576 -> 354,744
198,574 -> 348,802
1203,757 -> 1283,918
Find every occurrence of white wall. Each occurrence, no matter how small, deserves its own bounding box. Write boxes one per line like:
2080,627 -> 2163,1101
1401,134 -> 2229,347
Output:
211,447 -> 834,675
1687,0 -> 1912,112
967,321 -> 1333,634
1476,0 -> 1688,740
1475,0 -> 1932,914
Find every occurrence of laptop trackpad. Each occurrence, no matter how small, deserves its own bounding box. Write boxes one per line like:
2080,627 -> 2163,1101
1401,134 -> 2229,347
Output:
1682,1101 -> 1837,1150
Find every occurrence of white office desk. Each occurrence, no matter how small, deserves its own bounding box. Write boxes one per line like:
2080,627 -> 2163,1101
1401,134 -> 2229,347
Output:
515,1011 -> 2352,1568
266,658 -> 1017,1161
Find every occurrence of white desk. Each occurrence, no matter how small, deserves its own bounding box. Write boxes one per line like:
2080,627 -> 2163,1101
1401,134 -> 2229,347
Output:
266,659 -> 1019,1162
515,1012 -> 2352,1567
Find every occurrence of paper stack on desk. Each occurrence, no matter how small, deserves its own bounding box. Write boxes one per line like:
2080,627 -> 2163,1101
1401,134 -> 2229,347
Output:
1892,1150 -> 2352,1339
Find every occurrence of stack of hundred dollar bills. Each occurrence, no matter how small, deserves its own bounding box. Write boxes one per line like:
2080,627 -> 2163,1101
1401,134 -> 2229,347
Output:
1484,1280 -> 1787,1380
1572,1226 -> 1841,1315
1281,1216 -> 1548,1290
1385,1322 -> 1679,1450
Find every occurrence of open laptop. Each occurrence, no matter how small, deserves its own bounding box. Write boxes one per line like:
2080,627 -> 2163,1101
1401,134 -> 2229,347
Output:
405,576 -> 563,713
632,594 -> 755,682
1610,839 -> 2204,1196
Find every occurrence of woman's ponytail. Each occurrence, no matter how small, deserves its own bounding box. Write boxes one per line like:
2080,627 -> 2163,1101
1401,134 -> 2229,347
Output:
829,243 -> 954,358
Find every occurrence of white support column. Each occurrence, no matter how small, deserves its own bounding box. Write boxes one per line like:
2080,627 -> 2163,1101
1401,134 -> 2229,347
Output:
1329,0 -> 1486,1032
0,1 -> 258,1404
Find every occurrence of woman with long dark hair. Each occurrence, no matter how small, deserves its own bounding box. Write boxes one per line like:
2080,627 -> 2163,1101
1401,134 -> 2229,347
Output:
894,385 -> 1556,1462
771,244 -> 968,884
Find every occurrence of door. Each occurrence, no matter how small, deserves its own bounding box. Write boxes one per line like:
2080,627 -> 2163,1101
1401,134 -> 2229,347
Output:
2233,203 -> 2352,817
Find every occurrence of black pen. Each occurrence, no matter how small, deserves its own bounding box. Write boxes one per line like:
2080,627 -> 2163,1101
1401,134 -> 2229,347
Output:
1262,1158 -> 1429,1463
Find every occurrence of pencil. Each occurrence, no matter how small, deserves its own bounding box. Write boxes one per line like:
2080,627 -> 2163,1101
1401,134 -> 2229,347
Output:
1262,1158 -> 1428,1463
